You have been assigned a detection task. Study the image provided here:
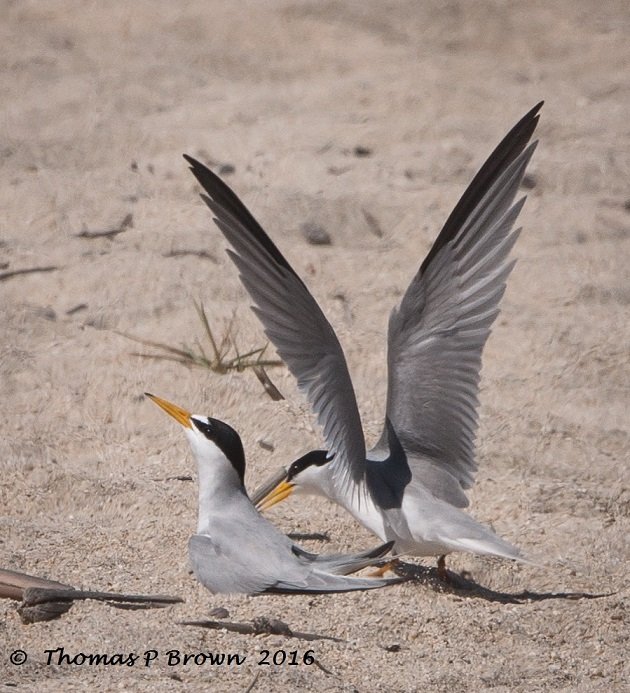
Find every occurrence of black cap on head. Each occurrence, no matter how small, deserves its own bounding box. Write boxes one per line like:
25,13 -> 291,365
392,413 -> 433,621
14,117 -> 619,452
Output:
287,449 -> 332,481
192,417 -> 246,486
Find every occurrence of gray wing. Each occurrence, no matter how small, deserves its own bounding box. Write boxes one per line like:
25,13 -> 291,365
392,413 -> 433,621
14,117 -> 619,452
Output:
184,155 -> 366,496
189,533 -> 280,595
189,534 -> 400,595
374,103 -> 542,506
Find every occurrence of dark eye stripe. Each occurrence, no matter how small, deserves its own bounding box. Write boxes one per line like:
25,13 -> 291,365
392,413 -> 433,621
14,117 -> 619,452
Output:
192,416 -> 246,486
193,418 -> 213,437
287,449 -> 331,480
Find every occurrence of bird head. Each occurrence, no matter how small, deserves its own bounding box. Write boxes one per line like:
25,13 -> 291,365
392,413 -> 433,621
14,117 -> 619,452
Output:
255,449 -> 332,511
145,393 -> 245,487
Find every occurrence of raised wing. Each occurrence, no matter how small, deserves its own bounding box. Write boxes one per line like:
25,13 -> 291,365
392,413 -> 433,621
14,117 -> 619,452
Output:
184,155 -> 367,495
377,103 -> 542,502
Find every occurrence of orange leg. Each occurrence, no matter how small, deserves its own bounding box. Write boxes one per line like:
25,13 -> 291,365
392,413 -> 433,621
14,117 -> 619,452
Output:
437,555 -> 448,581
369,559 -> 401,578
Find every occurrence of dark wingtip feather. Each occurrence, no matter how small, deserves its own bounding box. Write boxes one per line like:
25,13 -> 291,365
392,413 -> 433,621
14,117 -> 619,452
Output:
420,102 -> 543,274
263,576 -> 404,595
183,154 -> 302,282
363,540 -> 396,559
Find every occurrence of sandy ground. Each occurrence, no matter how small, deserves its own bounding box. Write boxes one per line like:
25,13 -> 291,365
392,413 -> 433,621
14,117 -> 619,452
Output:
1,1 -> 629,690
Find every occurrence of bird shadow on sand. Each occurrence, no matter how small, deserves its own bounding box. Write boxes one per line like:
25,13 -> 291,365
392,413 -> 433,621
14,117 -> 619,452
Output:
393,561 -> 612,604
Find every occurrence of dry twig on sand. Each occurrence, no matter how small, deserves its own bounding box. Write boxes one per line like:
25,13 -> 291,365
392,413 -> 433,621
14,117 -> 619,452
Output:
75,212 -> 133,240
0,265 -> 59,282
179,616 -> 344,643
0,568 -> 183,624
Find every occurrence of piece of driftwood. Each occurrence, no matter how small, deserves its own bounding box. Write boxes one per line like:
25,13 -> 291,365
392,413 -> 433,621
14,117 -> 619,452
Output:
1,568 -> 183,624
0,569 -> 75,622
179,616 -> 345,643
19,587 -> 182,625
0,568 -> 73,601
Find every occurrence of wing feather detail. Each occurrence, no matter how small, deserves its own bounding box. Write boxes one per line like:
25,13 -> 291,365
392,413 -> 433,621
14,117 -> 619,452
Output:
185,155 -> 367,496
377,104 -> 542,503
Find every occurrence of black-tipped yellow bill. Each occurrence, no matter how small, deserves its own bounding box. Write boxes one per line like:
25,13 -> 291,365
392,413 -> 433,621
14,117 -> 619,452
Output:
145,393 -> 192,429
256,479 -> 295,511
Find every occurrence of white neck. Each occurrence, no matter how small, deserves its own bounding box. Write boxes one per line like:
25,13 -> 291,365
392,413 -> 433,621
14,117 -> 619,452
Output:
185,429 -> 244,534
295,463 -> 386,540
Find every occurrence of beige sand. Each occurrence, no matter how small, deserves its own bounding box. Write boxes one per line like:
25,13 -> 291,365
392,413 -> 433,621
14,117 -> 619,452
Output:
1,1 -> 628,690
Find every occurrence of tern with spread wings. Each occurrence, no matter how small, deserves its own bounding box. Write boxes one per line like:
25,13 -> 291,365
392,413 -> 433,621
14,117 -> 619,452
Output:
183,102 -> 542,576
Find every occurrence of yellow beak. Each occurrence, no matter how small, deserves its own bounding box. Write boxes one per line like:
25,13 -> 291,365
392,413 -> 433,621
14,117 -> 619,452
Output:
145,393 -> 193,429
256,480 -> 296,511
